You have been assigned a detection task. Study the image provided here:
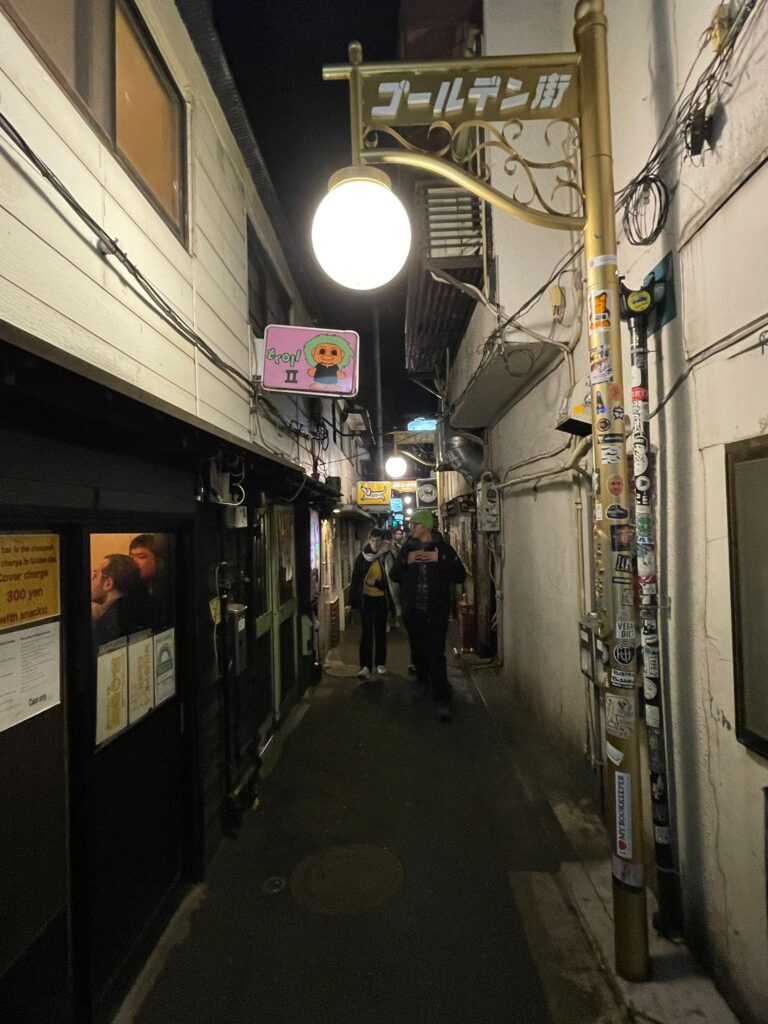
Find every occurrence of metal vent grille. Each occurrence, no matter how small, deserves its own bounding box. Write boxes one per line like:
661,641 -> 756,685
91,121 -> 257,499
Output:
405,181 -> 485,378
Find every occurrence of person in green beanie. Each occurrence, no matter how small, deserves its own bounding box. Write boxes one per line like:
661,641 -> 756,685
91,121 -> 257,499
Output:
389,510 -> 466,721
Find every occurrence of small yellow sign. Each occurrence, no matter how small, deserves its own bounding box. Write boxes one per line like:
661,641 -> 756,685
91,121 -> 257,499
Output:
0,534 -> 60,632
394,479 -> 418,493
357,481 -> 392,507
627,289 -> 652,314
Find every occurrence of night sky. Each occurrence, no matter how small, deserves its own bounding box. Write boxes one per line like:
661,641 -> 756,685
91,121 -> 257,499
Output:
210,0 -> 436,432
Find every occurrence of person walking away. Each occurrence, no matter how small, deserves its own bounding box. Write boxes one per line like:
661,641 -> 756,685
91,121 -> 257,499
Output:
346,528 -> 392,679
389,511 -> 466,721
380,529 -> 402,631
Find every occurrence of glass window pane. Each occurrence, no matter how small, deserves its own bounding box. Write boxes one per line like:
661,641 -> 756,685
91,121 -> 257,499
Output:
276,511 -> 295,605
8,0 -> 77,89
732,455 -> 768,744
115,2 -> 182,227
76,0 -> 113,134
8,0 -> 112,133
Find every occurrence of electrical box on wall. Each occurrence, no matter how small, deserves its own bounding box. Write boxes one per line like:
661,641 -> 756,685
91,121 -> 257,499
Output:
556,377 -> 592,436
225,505 -> 248,529
477,479 -> 500,532
226,603 -> 248,675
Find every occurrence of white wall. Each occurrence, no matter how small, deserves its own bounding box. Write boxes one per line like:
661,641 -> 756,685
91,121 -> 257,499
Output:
0,0 -> 357,493
445,1 -> 768,1019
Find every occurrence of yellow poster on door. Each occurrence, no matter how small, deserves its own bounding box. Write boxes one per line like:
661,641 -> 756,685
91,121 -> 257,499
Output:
0,534 -> 60,632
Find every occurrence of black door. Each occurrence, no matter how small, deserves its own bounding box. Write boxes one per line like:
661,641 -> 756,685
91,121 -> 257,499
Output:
0,529 -> 71,1024
69,526 -> 188,1024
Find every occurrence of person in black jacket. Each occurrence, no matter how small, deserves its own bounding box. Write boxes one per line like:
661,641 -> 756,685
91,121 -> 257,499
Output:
346,529 -> 394,679
389,511 -> 466,721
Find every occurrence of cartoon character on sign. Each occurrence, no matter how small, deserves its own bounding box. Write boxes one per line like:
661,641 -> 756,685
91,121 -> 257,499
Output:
304,333 -> 354,391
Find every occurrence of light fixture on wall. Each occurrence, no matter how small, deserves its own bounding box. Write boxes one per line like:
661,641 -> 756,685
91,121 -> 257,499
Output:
311,167 -> 411,290
384,454 -> 408,479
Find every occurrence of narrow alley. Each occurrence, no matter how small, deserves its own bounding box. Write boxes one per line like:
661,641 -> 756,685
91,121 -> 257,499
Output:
119,625 -> 620,1024
2,0 -> 768,1021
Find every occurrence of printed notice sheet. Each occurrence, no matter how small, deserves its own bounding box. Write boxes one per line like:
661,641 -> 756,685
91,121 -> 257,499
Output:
128,630 -> 154,724
0,621 -> 61,733
153,628 -> 176,705
96,638 -> 128,745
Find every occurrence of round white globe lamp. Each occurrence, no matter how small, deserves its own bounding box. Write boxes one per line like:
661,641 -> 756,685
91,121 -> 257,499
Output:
311,167 -> 411,291
404,495 -> 413,505
385,454 -> 408,479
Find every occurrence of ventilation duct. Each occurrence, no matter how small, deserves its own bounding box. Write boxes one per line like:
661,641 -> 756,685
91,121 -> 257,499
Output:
435,420 -> 484,482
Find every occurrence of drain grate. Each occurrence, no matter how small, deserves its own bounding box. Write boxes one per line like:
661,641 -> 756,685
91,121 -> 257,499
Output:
290,844 -> 403,915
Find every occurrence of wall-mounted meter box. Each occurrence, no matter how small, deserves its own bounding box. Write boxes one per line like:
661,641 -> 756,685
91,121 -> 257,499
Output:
556,378 -> 592,437
225,505 -> 248,529
477,480 -> 501,532
226,603 -> 248,675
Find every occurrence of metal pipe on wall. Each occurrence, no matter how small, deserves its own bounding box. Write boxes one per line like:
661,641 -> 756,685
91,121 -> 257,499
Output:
622,282 -> 684,939
372,304 -> 384,478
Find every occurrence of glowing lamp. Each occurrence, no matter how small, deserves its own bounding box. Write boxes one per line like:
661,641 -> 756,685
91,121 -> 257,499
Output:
311,167 -> 411,290
385,455 -> 408,479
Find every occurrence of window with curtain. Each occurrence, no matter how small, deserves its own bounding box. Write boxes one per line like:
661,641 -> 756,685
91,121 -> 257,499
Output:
5,0 -> 185,236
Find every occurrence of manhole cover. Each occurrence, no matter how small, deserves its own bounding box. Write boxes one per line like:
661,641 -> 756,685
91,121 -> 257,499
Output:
290,844 -> 403,915
261,876 -> 286,895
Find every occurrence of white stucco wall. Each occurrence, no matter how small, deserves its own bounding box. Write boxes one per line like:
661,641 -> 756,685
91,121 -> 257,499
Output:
0,0 -> 356,491
445,1 -> 768,1019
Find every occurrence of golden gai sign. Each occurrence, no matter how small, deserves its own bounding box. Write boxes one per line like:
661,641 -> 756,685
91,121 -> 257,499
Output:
361,62 -> 579,128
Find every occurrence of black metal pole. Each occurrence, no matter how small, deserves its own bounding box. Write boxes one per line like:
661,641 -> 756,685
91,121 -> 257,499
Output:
624,283 -> 683,938
372,304 -> 384,479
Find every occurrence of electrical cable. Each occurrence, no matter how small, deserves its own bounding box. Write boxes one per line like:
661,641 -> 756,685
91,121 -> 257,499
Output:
0,105 -> 349,473
277,474 -> 308,503
0,107 -> 254,395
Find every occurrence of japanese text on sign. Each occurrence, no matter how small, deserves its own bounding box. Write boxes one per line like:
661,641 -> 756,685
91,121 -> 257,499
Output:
363,65 -> 578,126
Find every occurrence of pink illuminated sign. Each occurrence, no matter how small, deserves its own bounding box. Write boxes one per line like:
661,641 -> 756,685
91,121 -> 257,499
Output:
261,324 -> 360,398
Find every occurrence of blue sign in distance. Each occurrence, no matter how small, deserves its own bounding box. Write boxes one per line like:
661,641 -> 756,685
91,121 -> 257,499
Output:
406,417 -> 437,432
390,497 -> 403,512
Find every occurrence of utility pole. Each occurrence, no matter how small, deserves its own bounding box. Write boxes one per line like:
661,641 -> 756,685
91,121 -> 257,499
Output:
372,304 -> 384,478
575,0 -> 649,981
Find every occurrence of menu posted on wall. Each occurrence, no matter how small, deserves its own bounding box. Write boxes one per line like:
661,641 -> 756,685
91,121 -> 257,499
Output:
0,534 -> 60,631
0,621 -> 61,732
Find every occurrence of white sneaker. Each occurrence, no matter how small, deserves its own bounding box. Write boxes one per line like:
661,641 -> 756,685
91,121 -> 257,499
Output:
376,665 -> 387,676
357,667 -> 370,679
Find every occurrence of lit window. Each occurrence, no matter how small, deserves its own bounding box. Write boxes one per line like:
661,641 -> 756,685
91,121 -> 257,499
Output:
115,2 -> 182,227
6,0 -> 186,236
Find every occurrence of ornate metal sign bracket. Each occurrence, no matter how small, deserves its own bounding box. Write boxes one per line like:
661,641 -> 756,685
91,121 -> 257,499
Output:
323,44 -> 586,233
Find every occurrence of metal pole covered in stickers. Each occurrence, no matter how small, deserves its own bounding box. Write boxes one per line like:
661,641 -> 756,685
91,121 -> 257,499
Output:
621,280 -> 684,939
575,0 -> 649,980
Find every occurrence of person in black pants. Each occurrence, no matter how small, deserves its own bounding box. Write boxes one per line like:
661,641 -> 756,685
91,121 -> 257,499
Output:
389,511 -> 466,721
346,529 -> 393,679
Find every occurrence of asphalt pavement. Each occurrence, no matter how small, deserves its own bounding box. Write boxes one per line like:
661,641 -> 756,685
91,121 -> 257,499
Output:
120,624 -> 622,1024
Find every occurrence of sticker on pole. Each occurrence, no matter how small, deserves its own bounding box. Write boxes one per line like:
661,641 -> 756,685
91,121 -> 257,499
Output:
588,288 -> 614,334
615,771 -> 633,859
262,324 -> 359,397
